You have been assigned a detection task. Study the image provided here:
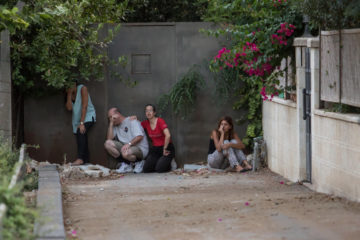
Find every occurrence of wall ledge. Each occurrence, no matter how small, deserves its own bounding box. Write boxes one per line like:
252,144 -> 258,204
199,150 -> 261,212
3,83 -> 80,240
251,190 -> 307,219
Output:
307,38 -> 319,48
321,28 -> 360,35
293,37 -> 319,48
266,97 -> 297,108
313,109 -> 360,124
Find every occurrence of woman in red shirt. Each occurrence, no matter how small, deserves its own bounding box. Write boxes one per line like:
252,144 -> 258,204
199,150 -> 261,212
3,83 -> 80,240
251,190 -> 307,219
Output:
141,104 -> 175,173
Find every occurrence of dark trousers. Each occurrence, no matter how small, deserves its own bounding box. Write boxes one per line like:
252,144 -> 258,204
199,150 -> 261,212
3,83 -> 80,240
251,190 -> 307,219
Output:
143,143 -> 175,173
75,121 -> 94,163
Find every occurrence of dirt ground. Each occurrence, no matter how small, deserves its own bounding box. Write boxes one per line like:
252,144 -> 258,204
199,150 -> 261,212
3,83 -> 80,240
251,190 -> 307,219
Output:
62,168 -> 360,240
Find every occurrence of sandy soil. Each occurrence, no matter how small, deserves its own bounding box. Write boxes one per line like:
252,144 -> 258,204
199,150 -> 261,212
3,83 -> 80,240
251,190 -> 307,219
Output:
62,168 -> 360,240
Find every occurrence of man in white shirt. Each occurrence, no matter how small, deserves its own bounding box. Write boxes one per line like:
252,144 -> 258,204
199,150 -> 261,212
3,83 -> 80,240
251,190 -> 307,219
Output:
104,107 -> 149,173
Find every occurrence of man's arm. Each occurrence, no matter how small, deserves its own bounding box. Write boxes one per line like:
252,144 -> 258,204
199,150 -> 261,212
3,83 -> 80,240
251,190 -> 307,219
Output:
128,135 -> 144,146
107,118 -> 115,140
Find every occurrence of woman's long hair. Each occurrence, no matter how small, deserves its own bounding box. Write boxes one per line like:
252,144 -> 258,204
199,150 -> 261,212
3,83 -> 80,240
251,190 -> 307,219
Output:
215,116 -> 234,140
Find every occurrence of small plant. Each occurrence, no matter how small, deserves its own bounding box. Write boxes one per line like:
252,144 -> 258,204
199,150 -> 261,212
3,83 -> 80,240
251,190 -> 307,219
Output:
0,185 -> 37,240
157,65 -> 205,119
0,139 -> 19,180
0,140 -> 37,240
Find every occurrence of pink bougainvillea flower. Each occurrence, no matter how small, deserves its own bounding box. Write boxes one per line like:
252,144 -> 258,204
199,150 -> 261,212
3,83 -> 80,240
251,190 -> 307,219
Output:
261,86 -> 268,100
225,62 -> 233,68
280,181 -> 284,184
218,218 -> 223,222
245,202 -> 249,206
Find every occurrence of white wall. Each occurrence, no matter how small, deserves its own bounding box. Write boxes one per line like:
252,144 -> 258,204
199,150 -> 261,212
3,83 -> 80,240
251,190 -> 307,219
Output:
263,37 -> 360,202
263,98 -> 300,182
311,110 -> 360,202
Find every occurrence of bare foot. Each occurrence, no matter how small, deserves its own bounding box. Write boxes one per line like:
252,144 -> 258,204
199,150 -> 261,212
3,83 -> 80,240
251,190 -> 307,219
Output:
243,160 -> 252,170
72,159 -> 84,166
235,165 -> 246,173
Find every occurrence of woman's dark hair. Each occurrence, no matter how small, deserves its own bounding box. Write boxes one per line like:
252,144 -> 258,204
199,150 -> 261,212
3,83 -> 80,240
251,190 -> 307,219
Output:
144,104 -> 156,112
215,116 -> 234,140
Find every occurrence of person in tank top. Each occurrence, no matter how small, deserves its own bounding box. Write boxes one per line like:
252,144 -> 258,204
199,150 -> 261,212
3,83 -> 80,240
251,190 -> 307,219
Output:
65,82 -> 96,165
207,116 -> 251,172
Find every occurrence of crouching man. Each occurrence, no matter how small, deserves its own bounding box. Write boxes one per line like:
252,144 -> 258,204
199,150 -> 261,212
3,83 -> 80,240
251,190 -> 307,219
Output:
104,107 -> 149,173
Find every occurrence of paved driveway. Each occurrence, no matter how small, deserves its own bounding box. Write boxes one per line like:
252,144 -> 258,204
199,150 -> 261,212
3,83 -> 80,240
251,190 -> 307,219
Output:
63,169 -> 360,240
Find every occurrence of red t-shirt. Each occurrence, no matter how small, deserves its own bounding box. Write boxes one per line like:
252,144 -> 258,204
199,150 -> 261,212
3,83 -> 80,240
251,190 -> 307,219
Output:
141,117 -> 170,146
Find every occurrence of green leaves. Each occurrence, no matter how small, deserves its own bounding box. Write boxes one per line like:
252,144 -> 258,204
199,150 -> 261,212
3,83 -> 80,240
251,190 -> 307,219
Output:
10,0 -> 129,95
157,65 -> 205,119
124,0 -> 207,22
203,0 -> 303,147
0,6 -> 29,33
301,0 -> 360,30
0,140 -> 37,240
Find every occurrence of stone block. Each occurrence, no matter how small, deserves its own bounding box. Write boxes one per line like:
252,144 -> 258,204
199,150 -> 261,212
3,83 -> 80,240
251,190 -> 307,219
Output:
35,168 -> 65,240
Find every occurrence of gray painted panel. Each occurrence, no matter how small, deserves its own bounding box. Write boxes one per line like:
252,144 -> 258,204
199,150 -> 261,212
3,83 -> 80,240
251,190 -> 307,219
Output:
108,25 -> 176,120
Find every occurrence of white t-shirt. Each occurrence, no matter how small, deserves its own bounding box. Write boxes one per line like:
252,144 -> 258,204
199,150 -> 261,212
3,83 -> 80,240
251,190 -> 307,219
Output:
113,117 -> 149,157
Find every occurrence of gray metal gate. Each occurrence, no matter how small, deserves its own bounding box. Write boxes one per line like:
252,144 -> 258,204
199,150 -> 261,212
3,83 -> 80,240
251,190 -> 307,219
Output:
303,48 -> 312,182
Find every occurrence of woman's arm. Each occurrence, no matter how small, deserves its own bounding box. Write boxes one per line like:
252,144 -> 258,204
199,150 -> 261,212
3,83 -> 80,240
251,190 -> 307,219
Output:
212,130 -> 224,152
65,88 -> 73,111
79,86 -> 88,134
223,133 -> 245,150
163,128 -> 171,155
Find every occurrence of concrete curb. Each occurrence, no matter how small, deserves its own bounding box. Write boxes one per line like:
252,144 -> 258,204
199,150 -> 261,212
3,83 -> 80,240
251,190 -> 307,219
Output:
34,165 -> 65,240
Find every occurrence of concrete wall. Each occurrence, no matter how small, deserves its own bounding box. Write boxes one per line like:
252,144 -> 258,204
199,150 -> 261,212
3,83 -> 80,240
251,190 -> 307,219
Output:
263,98 -> 299,182
0,30 -> 12,142
311,111 -> 360,202
263,37 -> 360,202
24,22 -> 245,166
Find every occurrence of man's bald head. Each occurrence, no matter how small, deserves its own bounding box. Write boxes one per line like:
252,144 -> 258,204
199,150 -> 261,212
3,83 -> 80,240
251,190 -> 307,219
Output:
107,107 -> 124,125
108,107 -> 119,118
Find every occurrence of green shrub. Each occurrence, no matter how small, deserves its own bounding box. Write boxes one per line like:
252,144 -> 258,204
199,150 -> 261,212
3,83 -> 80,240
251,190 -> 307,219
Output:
0,185 -> 36,240
0,140 -> 19,181
300,0 -> 360,30
0,140 -> 37,240
202,0 -> 303,147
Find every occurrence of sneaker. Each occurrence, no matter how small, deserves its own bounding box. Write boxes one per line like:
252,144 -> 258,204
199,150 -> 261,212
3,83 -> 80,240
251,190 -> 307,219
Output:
133,160 -> 145,173
115,162 -> 133,173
